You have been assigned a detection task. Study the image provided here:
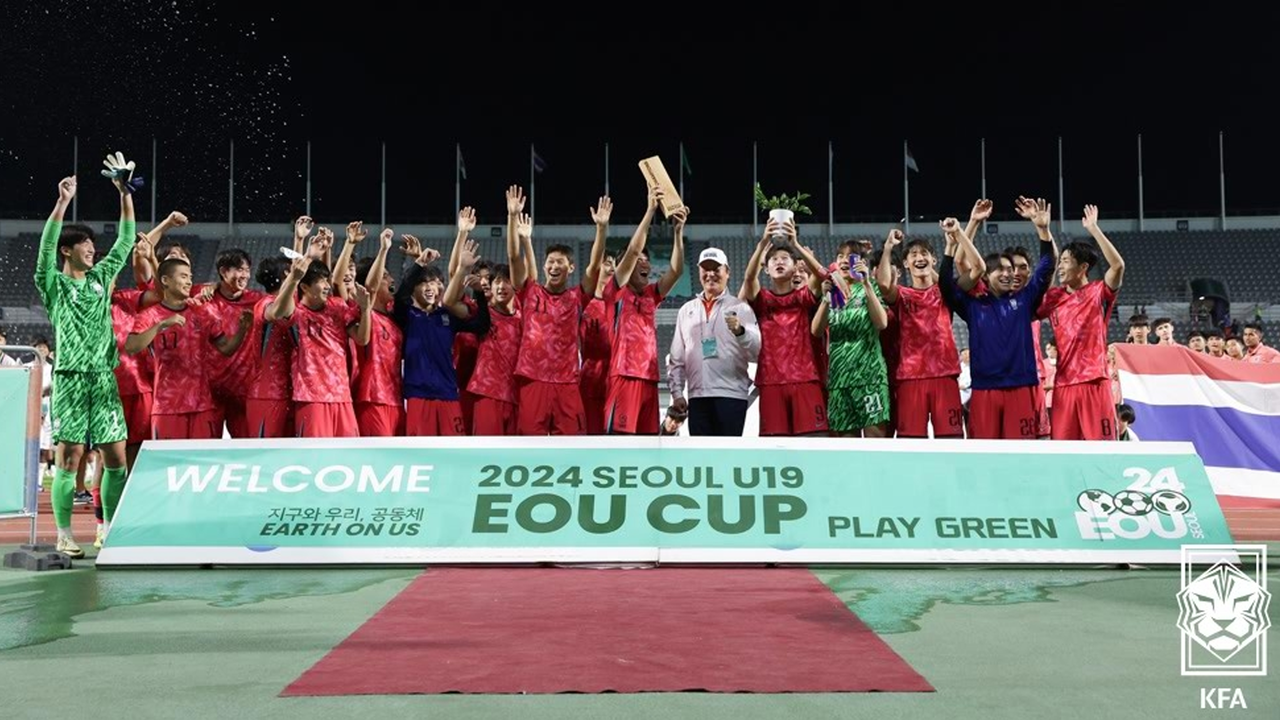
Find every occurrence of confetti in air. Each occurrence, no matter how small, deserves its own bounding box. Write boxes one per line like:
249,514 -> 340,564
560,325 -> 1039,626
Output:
0,1 -> 299,221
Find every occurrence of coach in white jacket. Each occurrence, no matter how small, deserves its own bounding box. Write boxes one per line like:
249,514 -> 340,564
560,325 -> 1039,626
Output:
668,248 -> 761,436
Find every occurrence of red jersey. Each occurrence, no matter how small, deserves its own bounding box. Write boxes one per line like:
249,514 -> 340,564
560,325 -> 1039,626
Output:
204,287 -> 266,395
514,281 -> 588,384
353,311 -> 403,406
750,288 -> 820,386
893,284 -> 960,381
453,332 -> 480,395
132,302 -> 222,414
112,289 -> 152,396
468,309 -> 523,404
246,295 -> 293,401
604,278 -> 664,382
580,297 -> 612,388
1039,281 -> 1118,387
281,297 -> 361,403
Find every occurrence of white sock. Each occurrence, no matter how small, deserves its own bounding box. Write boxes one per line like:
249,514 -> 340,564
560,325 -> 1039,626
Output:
57,526 -> 72,541
102,520 -> 110,535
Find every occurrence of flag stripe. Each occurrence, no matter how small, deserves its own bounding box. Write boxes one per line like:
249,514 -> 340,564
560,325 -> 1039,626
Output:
1118,370 -> 1280,415
1122,400 -> 1280,474
1114,345 -> 1280,384
1206,467 -> 1280,502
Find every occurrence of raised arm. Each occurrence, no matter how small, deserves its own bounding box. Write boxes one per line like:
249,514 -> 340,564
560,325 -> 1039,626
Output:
582,196 -> 613,293
505,186 -> 529,289
657,207 -> 688,297
332,220 -> 367,301
35,177 -> 76,305
738,222 -> 779,301
449,207 -> 476,277
442,239 -> 481,319
617,186 -> 660,288
1082,204 -> 1124,291
264,256 -> 312,322
875,229 -> 903,305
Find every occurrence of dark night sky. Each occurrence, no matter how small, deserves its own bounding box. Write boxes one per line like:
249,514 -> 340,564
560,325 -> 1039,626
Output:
3,2 -> 1279,226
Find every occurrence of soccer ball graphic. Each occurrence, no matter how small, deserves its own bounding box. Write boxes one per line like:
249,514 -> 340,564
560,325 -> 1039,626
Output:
1077,489 -> 1117,516
1150,489 -> 1192,515
1114,490 -> 1153,516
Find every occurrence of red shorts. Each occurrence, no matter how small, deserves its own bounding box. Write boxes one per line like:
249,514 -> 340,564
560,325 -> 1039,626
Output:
580,370 -> 608,435
356,402 -> 405,437
888,382 -> 899,436
406,398 -> 465,436
121,391 -> 152,445
245,398 -> 293,439
758,382 -> 828,436
152,410 -> 221,440
517,379 -> 586,436
1032,383 -> 1050,438
459,392 -> 477,435
604,376 -> 660,435
895,376 -> 963,438
1051,379 -> 1116,441
215,392 -> 249,439
969,386 -> 1039,440
473,396 -> 518,435
294,402 -> 359,438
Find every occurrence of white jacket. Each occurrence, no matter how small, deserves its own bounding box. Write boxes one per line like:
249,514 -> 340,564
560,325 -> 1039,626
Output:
668,292 -> 761,400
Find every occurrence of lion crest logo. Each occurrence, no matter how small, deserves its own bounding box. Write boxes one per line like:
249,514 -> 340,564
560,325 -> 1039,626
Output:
1176,562 -> 1272,662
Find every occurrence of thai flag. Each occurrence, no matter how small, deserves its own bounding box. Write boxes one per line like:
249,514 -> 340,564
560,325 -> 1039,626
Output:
1115,345 -> 1280,508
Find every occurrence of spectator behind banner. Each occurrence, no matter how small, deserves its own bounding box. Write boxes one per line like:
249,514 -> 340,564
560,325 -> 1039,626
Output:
1116,403 -> 1139,441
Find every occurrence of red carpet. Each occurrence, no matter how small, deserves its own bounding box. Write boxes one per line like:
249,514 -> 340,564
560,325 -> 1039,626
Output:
282,567 -> 932,695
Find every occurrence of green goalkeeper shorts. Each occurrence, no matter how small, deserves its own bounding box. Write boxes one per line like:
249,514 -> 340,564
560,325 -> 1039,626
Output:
51,370 -> 127,446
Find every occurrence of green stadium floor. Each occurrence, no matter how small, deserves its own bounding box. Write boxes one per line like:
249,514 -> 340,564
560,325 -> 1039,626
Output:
1,551 -> 1277,719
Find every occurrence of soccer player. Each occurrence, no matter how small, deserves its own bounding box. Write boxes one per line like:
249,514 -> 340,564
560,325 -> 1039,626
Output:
580,252 -> 615,434
1008,195 -> 1057,438
939,211 -> 1055,440
127,258 -> 251,440
396,238 -> 490,435
1038,204 -> 1126,440
1187,330 -> 1206,353
875,229 -> 963,438
811,254 -> 890,437
243,256 -> 296,438
444,208 -> 483,429
266,253 -> 373,437
110,272 -> 153,470
603,189 -> 686,435
579,199 -> 615,434
467,262 -> 523,434
506,185 -> 606,435
199,247 -> 265,437
352,228 -> 404,435
34,166 -> 137,557
739,218 -> 829,436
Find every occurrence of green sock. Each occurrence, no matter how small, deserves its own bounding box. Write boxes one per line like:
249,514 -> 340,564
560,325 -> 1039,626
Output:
52,467 -> 76,529
102,466 -> 128,523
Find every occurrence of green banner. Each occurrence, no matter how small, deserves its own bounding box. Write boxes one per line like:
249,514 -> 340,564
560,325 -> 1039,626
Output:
99,438 -> 1233,566
0,368 -> 33,516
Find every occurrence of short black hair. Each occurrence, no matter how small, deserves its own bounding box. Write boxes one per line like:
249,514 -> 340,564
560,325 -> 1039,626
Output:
57,224 -> 96,254
216,248 -> 252,274
255,256 -> 290,294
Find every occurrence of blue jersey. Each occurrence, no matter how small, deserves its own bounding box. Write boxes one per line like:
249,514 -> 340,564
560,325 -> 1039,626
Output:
394,264 -> 490,401
940,248 -> 1053,390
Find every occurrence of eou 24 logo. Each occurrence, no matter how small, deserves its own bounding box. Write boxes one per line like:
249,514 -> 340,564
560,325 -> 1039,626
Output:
1075,466 -> 1206,541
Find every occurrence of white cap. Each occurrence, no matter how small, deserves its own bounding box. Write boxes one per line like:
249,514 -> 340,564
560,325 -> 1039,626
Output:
698,247 -> 729,268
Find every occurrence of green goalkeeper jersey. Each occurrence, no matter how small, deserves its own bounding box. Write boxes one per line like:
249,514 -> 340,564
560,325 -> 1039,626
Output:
33,217 -> 135,372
